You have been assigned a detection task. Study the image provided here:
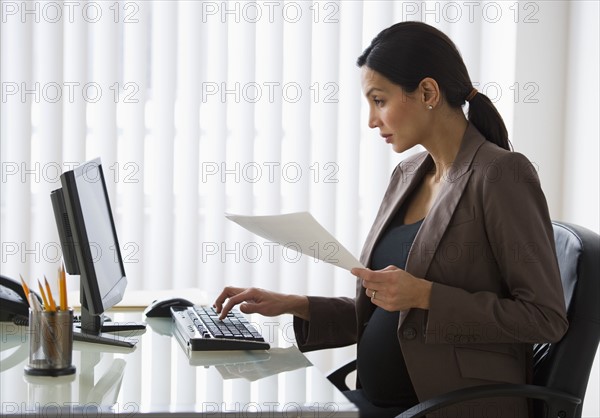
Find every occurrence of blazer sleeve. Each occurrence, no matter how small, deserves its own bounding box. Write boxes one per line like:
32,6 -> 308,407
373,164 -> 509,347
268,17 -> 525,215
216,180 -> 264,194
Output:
426,152 -> 569,344
293,296 -> 357,352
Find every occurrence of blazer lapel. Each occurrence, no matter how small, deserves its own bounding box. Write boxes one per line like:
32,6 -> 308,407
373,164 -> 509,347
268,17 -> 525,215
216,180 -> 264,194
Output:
359,152 -> 433,267
405,124 -> 486,279
356,152 -> 433,330
398,124 -> 487,325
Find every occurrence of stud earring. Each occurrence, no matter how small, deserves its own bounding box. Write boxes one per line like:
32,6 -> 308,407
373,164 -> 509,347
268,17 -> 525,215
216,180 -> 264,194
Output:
427,105 -> 433,110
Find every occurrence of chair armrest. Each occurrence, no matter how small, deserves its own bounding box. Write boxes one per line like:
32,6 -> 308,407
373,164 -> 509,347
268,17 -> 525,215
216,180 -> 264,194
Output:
397,383 -> 581,418
327,359 -> 357,392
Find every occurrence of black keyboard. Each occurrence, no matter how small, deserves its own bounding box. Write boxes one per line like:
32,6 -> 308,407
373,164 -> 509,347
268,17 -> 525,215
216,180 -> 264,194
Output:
171,305 -> 270,351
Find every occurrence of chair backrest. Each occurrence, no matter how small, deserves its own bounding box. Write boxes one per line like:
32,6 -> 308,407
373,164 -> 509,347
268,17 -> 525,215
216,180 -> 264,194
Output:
532,221 -> 600,417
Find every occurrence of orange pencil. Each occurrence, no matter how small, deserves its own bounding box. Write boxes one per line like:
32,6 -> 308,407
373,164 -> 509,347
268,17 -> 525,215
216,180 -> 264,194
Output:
58,265 -> 67,311
44,276 -> 57,312
38,280 -> 49,310
20,274 -> 31,306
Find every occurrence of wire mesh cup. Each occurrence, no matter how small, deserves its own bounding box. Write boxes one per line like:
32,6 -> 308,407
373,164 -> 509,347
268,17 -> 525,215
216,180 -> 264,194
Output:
24,308 -> 76,376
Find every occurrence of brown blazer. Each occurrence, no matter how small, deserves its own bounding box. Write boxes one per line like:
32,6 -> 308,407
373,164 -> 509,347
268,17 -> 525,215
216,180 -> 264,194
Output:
293,124 -> 568,417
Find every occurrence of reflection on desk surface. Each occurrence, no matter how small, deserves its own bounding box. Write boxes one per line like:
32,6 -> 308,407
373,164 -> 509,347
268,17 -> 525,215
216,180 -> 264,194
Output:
1,314 -> 358,417
148,316 -> 312,379
22,353 -> 126,408
79,352 -> 126,406
180,346 -> 312,382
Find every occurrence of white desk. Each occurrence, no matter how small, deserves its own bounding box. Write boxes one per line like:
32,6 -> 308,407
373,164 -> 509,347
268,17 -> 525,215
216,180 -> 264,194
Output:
0,311 -> 358,417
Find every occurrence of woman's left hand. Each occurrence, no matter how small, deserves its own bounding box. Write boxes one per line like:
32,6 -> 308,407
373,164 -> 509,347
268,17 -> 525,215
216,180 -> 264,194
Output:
351,265 -> 433,311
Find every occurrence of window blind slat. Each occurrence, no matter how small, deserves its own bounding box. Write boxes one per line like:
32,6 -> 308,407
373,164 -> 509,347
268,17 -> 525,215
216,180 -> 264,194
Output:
253,9 -> 284,306
62,3 -> 87,164
201,12 -> 228,297
31,10 -> 63,281
279,3 -> 312,303
281,5 -> 311,213
255,16 -> 283,214
89,2 -> 119,201
1,0 -> 33,288
225,15 -> 257,290
334,1 -> 363,289
173,1 -> 202,288
121,1 -> 149,291
147,1 -> 177,289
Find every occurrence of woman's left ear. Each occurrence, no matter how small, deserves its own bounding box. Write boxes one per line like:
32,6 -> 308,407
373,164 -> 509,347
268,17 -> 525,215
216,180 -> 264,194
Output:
420,78 -> 440,109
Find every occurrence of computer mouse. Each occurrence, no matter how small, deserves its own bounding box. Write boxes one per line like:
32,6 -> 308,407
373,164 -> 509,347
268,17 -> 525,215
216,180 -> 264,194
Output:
144,297 -> 195,317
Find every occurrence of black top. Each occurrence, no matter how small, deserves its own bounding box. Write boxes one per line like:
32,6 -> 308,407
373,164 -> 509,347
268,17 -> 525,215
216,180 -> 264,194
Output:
356,208 -> 423,407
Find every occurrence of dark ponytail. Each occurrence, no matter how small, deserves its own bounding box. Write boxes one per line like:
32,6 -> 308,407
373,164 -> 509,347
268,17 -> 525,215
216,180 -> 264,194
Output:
467,92 -> 511,150
357,21 -> 511,151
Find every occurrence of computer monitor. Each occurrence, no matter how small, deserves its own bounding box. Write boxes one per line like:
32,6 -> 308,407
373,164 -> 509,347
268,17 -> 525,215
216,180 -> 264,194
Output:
51,158 -> 144,347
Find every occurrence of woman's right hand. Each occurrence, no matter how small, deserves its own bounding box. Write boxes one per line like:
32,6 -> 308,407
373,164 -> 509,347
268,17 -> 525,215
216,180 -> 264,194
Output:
213,286 -> 310,321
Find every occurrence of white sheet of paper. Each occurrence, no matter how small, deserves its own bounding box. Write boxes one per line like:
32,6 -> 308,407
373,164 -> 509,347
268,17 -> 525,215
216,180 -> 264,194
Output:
225,212 -> 364,271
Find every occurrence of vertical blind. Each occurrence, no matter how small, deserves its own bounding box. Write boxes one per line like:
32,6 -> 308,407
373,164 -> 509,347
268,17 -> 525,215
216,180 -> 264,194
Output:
1,1 -> 598,413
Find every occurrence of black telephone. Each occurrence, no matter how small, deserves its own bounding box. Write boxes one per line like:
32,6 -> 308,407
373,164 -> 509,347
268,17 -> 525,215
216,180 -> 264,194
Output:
0,274 -> 42,322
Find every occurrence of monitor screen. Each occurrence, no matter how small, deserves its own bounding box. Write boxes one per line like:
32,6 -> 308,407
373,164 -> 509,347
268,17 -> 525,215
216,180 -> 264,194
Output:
51,158 -> 127,332
70,160 -> 126,311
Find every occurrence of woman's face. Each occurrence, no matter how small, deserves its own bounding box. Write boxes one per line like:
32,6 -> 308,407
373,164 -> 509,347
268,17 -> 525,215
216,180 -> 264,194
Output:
360,67 -> 430,153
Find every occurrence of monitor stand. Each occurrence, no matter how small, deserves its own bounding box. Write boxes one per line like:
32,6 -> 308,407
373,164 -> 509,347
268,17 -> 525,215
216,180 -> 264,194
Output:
75,304 -> 146,348
73,328 -> 136,348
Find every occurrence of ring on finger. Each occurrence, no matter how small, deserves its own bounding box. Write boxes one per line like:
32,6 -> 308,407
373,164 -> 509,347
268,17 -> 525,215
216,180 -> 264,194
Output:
371,290 -> 377,300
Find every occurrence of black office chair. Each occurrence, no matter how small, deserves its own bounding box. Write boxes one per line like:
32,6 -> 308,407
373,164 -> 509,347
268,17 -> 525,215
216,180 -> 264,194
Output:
327,221 -> 600,418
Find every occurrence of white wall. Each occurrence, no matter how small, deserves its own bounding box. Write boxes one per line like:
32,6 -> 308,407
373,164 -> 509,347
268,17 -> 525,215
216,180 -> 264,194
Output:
562,3 -> 600,233
563,3 -> 600,417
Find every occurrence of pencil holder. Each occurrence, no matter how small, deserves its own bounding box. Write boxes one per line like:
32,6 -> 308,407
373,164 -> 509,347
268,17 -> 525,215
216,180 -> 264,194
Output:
24,308 -> 76,376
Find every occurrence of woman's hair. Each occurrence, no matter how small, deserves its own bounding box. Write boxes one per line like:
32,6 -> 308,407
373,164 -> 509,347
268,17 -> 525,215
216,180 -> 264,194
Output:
357,21 -> 511,151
